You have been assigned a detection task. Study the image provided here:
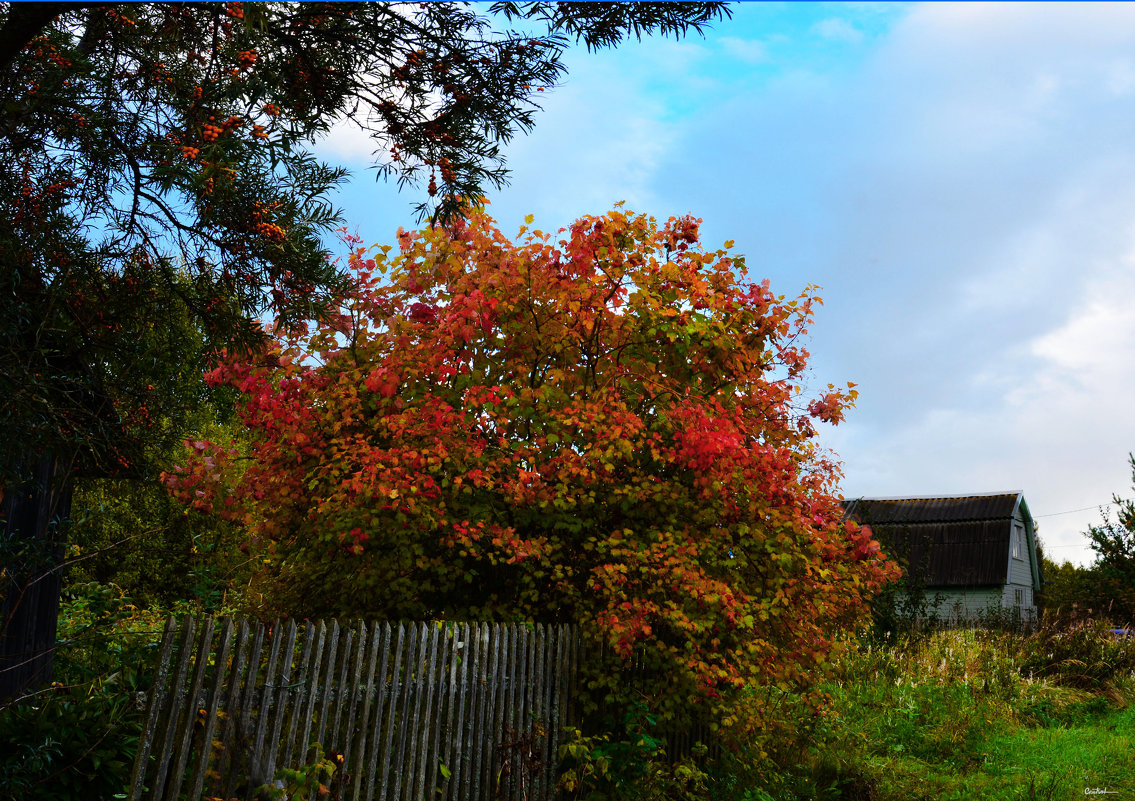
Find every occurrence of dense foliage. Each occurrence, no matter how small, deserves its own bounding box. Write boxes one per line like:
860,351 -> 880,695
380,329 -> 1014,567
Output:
0,0 -> 730,698
169,205 -> 897,733
1038,456 -> 1135,626
67,474 -> 246,610
1037,554 -> 1096,617
0,1 -> 730,476
1083,456 -> 1135,626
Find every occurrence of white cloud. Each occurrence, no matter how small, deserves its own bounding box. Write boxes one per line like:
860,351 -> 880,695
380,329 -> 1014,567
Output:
466,40 -> 715,232
813,18 -> 865,45
718,36 -> 770,64
318,118 -> 380,165
910,1 -> 1135,45
1105,59 -> 1135,96
1030,246 -> 1135,385
490,84 -> 673,228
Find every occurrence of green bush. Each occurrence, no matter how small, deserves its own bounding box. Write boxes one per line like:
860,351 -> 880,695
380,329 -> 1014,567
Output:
557,704 -> 709,801
68,476 -> 246,611
256,742 -> 342,801
0,583 -> 170,801
0,680 -> 144,801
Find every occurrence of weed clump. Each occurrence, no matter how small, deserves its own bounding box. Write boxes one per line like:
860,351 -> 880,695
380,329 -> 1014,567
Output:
1018,617 -> 1135,691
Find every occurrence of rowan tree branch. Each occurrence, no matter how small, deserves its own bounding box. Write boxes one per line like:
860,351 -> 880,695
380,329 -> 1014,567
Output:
0,3 -> 88,71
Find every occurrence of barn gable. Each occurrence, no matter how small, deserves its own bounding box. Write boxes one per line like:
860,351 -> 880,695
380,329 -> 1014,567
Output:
842,491 -> 1041,621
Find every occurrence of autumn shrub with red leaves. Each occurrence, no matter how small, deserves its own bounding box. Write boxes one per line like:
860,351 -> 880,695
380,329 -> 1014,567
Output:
167,204 -> 896,741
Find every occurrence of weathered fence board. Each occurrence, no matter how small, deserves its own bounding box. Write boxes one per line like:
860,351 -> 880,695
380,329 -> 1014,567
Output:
130,618 -> 578,801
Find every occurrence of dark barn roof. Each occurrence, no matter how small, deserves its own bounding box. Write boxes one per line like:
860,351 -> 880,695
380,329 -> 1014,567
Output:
842,493 -> 1024,587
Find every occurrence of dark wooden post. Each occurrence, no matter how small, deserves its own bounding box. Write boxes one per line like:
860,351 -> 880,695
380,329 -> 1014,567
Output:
0,452 -> 73,701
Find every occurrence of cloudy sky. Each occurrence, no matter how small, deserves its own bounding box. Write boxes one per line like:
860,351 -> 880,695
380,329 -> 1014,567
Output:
318,2 -> 1135,566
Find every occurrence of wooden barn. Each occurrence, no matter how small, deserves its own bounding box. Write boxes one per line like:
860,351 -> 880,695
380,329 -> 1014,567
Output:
842,492 -> 1042,623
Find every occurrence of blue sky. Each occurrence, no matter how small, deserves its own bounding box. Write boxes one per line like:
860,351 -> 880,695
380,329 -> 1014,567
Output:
316,2 -> 1135,566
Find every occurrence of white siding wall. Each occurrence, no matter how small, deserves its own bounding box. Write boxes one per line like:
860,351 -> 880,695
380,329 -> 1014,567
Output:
929,586 -> 1037,623
1008,520 -> 1033,587
930,588 -> 1005,622
1001,583 -> 1034,613
1005,511 -> 1039,621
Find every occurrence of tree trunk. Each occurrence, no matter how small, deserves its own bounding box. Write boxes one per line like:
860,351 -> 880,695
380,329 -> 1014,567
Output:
0,452 -> 72,702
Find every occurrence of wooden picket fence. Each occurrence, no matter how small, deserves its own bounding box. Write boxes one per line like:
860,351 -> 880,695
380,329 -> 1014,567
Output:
128,617 -> 579,801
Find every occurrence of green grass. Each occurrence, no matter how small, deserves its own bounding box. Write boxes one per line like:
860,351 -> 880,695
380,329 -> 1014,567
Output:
751,625 -> 1135,801
833,706 -> 1135,801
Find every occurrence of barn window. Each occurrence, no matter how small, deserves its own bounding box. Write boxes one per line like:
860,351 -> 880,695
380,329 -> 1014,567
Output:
1012,523 -> 1024,560
1015,588 -> 1023,606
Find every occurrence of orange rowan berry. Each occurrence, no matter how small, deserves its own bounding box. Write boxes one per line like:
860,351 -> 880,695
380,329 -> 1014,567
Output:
254,222 -> 286,241
107,9 -> 135,26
